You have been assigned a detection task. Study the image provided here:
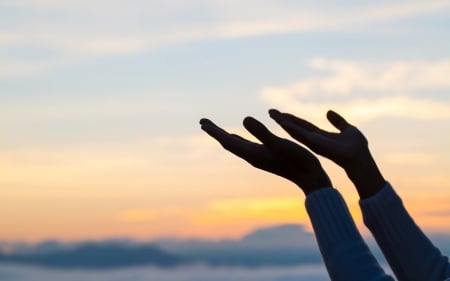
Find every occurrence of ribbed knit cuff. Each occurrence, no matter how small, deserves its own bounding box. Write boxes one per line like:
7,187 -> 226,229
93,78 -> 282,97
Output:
305,188 -> 362,248
359,182 -> 401,223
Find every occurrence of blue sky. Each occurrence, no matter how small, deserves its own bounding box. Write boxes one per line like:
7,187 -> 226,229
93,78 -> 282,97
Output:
1,0 -> 450,241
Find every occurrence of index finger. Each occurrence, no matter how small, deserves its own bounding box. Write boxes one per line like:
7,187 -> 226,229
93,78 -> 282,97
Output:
200,118 -> 257,158
200,118 -> 235,147
269,109 -> 321,132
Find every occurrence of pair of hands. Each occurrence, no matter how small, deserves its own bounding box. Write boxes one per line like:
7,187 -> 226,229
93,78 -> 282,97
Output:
200,109 -> 385,198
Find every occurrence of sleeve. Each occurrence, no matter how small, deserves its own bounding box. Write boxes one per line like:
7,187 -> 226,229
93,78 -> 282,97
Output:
360,182 -> 450,281
305,187 -> 394,281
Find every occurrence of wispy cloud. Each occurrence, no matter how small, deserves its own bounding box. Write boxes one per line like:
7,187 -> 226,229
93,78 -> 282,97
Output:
1,0 -> 449,77
262,58 -> 450,125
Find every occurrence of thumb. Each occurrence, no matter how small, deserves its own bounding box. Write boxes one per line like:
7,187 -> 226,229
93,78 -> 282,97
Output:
326,110 -> 351,132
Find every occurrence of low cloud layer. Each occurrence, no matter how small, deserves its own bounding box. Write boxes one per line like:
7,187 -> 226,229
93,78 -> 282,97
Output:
0,264 -> 330,281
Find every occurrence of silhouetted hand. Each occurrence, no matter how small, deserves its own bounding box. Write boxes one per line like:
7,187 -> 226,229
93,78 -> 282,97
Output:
269,109 -> 385,199
199,116 -> 331,195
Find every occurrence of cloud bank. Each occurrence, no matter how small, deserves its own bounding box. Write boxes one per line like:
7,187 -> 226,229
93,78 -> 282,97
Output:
261,58 -> 450,125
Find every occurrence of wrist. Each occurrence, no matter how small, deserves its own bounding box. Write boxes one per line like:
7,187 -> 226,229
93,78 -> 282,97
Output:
305,177 -> 332,196
303,185 -> 332,196
296,170 -> 332,196
286,151 -> 333,195
345,150 -> 386,199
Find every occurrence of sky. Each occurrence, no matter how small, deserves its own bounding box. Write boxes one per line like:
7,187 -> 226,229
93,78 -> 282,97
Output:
1,0 -> 450,242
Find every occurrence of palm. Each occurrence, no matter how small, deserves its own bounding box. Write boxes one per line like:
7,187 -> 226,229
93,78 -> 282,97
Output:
247,138 -> 325,187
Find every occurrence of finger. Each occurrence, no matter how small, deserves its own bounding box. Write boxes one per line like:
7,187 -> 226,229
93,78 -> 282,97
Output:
199,118 -> 216,128
269,109 -> 321,132
200,118 -> 259,159
326,110 -> 351,131
230,133 -> 254,144
200,118 -> 230,140
201,118 -> 253,145
268,109 -> 320,145
243,116 -> 279,147
276,119 -> 316,146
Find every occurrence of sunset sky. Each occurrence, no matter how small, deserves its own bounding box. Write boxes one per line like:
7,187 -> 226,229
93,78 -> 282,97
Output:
1,0 -> 450,243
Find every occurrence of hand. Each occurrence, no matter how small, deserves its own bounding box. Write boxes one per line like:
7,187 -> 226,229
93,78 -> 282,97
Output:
269,109 -> 385,199
199,116 -> 332,195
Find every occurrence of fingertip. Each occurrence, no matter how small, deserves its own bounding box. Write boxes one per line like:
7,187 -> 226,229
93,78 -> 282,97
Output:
326,110 -> 338,119
326,110 -> 349,130
242,116 -> 276,142
199,118 -> 220,134
268,108 -> 280,116
199,118 -> 209,125
243,116 -> 256,127
200,119 -> 217,131
269,109 -> 284,122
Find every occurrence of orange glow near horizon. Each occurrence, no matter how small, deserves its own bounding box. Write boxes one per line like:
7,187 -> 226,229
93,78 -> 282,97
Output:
1,177 -> 449,243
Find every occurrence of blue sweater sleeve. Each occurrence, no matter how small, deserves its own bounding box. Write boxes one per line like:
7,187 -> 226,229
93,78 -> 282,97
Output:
305,188 -> 394,281
360,182 -> 450,281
